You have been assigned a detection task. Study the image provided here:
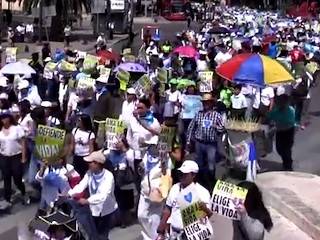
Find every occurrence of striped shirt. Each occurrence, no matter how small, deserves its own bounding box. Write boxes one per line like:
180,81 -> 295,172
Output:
186,110 -> 224,144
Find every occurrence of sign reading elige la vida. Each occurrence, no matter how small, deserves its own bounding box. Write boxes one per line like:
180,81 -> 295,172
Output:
211,180 -> 248,220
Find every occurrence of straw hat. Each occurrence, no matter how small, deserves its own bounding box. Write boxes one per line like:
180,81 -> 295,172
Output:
201,93 -> 215,101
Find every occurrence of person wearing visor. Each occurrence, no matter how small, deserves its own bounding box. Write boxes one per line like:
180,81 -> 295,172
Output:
156,160 -> 212,240
68,150 -> 118,240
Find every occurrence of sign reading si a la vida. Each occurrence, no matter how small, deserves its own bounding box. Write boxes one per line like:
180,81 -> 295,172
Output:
181,201 -> 214,240
211,180 -> 248,220
35,125 -> 66,164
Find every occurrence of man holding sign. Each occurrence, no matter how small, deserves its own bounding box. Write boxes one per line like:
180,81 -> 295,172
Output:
156,161 -> 213,240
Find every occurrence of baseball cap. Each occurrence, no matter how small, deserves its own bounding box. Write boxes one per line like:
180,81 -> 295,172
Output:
178,160 -> 199,174
127,88 -> 136,95
84,150 -> 106,164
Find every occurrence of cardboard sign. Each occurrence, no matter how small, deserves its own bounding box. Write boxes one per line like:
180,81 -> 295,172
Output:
132,74 -> 152,97
5,47 -> 17,63
181,95 -> 203,119
157,126 -> 176,157
211,180 -> 248,220
116,69 -> 130,91
181,202 -> 214,240
105,118 -> 125,150
77,76 -> 96,89
199,71 -> 213,93
98,66 -> 111,83
35,125 -> 66,164
158,68 -> 168,83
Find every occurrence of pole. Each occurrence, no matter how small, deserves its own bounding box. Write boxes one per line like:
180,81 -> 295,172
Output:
38,0 -> 43,43
96,13 -> 99,35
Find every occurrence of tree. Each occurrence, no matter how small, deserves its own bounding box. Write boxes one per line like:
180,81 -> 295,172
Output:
18,0 -> 91,40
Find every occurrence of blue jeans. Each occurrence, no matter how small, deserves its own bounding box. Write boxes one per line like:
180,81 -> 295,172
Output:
195,140 -> 217,190
27,140 -> 42,185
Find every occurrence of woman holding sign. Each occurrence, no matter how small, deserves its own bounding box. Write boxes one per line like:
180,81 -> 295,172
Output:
233,181 -> 273,240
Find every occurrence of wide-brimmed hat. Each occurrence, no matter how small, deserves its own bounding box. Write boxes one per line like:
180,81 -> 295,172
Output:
84,150 -> 105,164
201,93 -> 215,101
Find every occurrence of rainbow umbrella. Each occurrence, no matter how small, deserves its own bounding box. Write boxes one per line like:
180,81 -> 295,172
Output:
216,53 -> 294,87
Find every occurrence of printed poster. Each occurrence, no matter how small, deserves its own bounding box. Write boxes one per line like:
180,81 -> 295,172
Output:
105,118 -> 125,150
83,54 -> 98,73
5,47 -> 17,63
98,66 -> 111,83
77,76 -> 96,89
198,71 -> 213,93
60,60 -> 77,72
157,126 -> 176,159
181,95 -> 203,119
35,125 -> 66,164
157,68 -> 168,83
43,62 -> 57,79
181,202 -> 214,240
211,180 -> 248,220
116,69 -> 130,91
132,74 -> 152,97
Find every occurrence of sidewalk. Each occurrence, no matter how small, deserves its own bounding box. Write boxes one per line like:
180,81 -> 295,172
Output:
257,171 -> 320,240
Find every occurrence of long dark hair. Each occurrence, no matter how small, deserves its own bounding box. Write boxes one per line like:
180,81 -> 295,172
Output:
238,181 -> 273,231
78,114 -> 94,132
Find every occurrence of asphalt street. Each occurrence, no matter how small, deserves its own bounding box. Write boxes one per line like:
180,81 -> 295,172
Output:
1,18 -> 320,239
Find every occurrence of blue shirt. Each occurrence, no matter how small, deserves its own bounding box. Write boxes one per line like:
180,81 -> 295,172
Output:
268,44 -> 278,59
267,106 -> 295,130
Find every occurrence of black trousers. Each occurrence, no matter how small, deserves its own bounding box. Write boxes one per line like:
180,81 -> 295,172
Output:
93,213 -> 112,240
73,155 -> 88,178
275,127 -> 295,170
1,154 -> 26,202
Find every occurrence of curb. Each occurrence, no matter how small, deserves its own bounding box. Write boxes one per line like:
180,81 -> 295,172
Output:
257,172 -> 320,240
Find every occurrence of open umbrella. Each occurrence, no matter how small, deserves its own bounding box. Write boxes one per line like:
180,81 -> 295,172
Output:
216,53 -> 294,87
114,62 -> 146,73
207,26 -> 231,34
173,46 -> 198,58
97,50 -> 119,65
0,61 -> 36,75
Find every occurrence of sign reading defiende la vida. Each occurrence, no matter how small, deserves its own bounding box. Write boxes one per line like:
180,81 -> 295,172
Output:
35,125 -> 66,164
211,180 -> 248,220
181,201 -> 214,240
105,118 -> 125,150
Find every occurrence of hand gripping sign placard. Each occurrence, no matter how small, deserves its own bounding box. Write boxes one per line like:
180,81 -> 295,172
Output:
35,125 -> 66,164
181,201 -> 214,240
211,180 -> 248,220
105,118 -> 125,150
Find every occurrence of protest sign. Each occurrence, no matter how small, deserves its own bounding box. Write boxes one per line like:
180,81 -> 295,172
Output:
122,48 -> 132,55
43,62 -> 57,79
157,126 -> 176,154
211,180 -> 248,220
132,74 -> 152,97
5,47 -> 17,63
77,76 -> 96,89
60,60 -> 77,72
181,201 -> 213,240
105,118 -> 125,150
158,68 -> 168,83
97,66 -> 111,83
123,54 -> 136,62
35,125 -> 66,164
181,95 -> 203,119
198,71 -> 213,93
116,69 -> 130,91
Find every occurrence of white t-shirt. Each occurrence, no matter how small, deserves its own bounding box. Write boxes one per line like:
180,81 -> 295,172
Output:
231,93 -> 248,109
166,182 -> 211,230
196,60 -> 208,72
119,100 -> 137,126
165,90 -> 182,115
252,36 -> 261,46
18,113 -> 34,138
253,87 -> 275,109
72,128 -> 95,156
0,125 -> 25,156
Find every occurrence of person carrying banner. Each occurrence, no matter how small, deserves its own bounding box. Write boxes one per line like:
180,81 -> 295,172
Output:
156,160 -> 213,240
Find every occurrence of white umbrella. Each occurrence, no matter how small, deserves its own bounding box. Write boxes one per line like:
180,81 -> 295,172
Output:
0,61 -> 36,75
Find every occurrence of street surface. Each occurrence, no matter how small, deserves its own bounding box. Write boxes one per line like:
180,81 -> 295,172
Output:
0,17 -> 319,239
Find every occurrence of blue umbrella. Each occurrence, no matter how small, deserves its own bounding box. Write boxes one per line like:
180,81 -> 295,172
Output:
114,62 -> 146,73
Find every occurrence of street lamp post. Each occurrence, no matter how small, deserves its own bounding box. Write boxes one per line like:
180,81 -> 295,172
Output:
38,0 -> 43,44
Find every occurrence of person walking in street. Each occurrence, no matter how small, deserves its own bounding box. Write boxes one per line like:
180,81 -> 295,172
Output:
186,93 -> 224,190
267,88 -> 296,171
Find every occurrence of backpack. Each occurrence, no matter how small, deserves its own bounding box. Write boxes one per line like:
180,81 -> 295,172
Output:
74,127 -> 98,151
293,78 -> 308,97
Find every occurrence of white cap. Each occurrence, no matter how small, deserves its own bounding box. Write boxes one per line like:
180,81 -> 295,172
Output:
44,57 -> 52,62
178,160 -> 199,173
0,76 -> 8,87
199,50 -> 207,55
127,88 -> 136,95
0,93 -> 8,99
41,101 -> 52,108
17,80 -> 30,90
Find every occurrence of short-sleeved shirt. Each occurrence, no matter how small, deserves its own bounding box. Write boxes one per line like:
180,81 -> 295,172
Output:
72,128 -> 95,156
166,182 -> 211,230
253,87 -> 275,109
0,125 -> 25,156
231,93 -> 248,110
